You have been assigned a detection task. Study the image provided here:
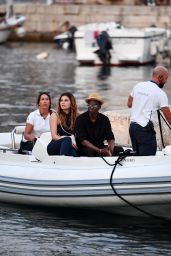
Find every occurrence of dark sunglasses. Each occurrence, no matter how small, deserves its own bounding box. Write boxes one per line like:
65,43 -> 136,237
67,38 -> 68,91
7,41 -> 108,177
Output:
88,104 -> 100,109
39,91 -> 50,96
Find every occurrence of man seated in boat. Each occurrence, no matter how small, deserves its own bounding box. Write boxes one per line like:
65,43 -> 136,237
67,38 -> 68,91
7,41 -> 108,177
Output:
75,92 -> 123,157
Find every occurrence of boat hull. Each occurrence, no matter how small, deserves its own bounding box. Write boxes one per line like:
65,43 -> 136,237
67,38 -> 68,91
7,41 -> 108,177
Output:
0,16 -> 26,43
0,29 -> 11,43
74,27 -> 167,66
0,152 -> 171,219
54,23 -> 168,66
0,192 -> 171,218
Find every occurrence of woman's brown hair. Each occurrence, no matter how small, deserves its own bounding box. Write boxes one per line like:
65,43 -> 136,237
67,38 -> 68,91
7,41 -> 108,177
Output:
57,92 -> 78,132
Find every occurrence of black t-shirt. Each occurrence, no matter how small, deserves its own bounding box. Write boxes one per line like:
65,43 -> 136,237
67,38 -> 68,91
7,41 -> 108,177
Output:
75,111 -> 114,148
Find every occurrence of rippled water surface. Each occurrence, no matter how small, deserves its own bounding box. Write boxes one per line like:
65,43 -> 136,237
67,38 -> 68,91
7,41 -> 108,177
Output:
1,203 -> 171,256
1,43 -> 171,255
1,42 -> 171,132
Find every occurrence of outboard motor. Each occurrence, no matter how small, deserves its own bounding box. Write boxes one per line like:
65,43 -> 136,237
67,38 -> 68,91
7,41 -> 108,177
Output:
95,31 -> 112,65
55,21 -> 77,51
67,25 -> 77,51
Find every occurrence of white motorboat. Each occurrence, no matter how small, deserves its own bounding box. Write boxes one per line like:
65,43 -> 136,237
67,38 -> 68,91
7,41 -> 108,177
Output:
0,0 -> 26,44
54,22 -> 123,51
0,126 -> 171,220
55,22 -> 169,66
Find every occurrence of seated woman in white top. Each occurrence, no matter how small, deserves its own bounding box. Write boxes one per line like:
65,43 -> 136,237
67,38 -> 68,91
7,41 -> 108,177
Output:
22,92 -> 52,151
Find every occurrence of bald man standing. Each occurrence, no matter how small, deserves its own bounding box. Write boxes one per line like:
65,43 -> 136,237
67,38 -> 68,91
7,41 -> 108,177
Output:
127,66 -> 171,156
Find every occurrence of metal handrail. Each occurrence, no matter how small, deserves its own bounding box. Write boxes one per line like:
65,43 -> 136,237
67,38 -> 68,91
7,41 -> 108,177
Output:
11,127 -> 16,149
11,125 -> 25,149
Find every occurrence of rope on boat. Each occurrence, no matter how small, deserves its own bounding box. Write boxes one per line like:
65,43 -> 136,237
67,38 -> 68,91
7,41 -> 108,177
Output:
101,151 -> 171,222
157,110 -> 171,149
157,110 -> 165,148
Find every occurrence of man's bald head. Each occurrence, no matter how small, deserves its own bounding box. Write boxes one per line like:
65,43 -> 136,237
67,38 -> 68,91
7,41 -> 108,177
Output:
152,65 -> 169,88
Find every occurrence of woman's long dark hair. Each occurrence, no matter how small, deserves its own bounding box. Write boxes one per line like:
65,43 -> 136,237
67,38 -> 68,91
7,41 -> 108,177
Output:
37,92 -> 52,112
57,92 -> 78,132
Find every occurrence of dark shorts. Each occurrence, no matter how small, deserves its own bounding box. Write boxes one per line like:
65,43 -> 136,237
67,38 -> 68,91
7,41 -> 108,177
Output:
129,121 -> 157,156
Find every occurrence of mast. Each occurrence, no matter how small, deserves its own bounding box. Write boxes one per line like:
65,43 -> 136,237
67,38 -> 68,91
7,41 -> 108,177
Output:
6,0 -> 14,19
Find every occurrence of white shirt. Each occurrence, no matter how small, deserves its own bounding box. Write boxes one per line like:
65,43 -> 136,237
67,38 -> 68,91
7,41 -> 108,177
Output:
130,80 -> 169,127
26,109 -> 50,138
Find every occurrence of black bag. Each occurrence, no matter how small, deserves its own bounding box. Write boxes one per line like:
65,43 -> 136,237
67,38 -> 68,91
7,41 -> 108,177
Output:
19,133 -> 34,154
19,140 -> 33,152
112,146 -> 124,156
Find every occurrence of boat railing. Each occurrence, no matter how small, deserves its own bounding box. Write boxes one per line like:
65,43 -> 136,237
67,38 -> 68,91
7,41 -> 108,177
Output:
0,147 -> 19,154
11,125 -> 25,149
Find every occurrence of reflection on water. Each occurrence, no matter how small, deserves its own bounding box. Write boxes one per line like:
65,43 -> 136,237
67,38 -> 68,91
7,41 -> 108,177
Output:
1,42 -> 171,132
97,66 -> 111,80
1,43 -> 171,254
1,203 -> 171,255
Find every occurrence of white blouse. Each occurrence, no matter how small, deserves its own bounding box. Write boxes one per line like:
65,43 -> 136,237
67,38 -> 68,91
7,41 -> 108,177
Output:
26,109 -> 50,138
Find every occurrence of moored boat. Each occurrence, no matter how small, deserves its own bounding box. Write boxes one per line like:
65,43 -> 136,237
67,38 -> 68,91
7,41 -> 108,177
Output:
0,0 -> 26,44
54,22 -> 169,66
0,126 -> 171,220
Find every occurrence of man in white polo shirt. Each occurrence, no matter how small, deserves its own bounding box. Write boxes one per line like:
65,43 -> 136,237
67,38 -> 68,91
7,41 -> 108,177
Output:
127,65 -> 171,156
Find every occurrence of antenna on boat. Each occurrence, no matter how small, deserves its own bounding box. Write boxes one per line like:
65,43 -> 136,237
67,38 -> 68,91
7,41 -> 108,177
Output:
5,0 -> 14,20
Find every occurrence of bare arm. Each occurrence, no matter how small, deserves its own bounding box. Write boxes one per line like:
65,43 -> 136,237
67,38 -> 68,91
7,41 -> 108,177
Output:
81,140 -> 112,156
24,123 -> 36,142
50,112 -> 61,140
160,106 -> 171,125
127,95 -> 133,108
81,140 -> 101,154
107,139 -> 115,155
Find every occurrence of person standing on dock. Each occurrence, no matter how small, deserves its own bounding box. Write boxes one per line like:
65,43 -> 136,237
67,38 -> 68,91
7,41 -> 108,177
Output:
127,65 -> 171,156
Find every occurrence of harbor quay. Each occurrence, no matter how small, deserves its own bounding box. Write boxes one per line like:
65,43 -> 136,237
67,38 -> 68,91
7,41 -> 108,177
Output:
105,109 -> 171,148
1,3 -> 171,41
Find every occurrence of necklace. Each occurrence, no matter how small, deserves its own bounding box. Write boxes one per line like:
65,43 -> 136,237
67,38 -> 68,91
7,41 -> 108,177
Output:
40,110 -> 48,119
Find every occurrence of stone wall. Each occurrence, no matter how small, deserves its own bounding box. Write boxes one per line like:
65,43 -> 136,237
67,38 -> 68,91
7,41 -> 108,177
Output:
105,110 -> 171,149
1,3 -> 171,41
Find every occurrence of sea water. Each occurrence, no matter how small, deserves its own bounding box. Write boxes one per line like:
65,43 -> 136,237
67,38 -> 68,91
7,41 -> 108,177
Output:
0,43 -> 171,255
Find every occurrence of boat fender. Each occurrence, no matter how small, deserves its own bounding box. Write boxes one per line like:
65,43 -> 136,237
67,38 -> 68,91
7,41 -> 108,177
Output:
162,145 -> 171,156
63,41 -> 69,50
158,39 -> 164,53
150,41 -> 157,56
16,26 -> 26,37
